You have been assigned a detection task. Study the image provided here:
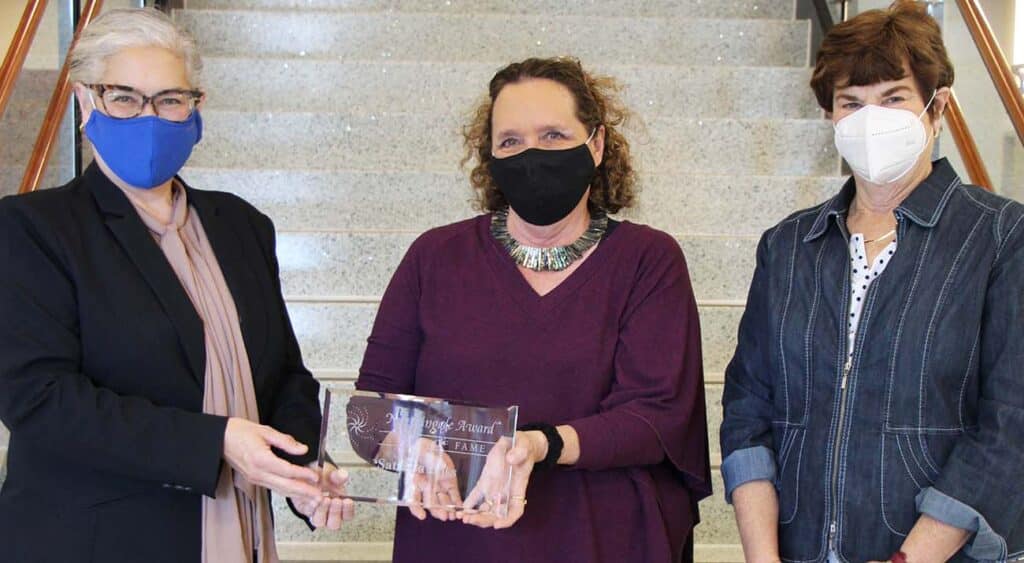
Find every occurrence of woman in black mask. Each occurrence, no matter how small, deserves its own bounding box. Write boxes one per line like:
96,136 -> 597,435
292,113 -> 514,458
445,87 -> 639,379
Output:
356,57 -> 712,562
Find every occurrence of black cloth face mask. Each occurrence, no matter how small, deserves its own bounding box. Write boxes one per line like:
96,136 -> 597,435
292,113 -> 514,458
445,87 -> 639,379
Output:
488,133 -> 597,226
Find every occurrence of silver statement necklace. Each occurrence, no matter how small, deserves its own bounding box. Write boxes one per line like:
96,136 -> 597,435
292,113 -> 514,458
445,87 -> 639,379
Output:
490,207 -> 608,272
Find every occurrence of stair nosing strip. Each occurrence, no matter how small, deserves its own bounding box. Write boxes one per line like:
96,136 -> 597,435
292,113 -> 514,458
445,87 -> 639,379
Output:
180,8 -> 803,25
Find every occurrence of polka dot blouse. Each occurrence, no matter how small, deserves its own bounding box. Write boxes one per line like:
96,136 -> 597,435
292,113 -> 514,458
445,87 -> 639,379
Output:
847,233 -> 898,362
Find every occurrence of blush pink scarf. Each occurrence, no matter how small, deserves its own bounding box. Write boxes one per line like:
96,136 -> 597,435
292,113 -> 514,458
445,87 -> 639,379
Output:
121,183 -> 278,563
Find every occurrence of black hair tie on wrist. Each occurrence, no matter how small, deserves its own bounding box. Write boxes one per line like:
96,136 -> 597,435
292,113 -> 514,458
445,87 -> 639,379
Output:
518,423 -> 564,470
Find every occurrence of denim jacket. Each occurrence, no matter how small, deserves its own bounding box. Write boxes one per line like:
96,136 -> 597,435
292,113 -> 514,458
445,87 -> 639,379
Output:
720,160 -> 1024,562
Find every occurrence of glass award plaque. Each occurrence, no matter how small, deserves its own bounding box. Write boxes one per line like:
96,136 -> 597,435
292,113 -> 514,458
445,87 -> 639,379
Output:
317,387 -> 520,517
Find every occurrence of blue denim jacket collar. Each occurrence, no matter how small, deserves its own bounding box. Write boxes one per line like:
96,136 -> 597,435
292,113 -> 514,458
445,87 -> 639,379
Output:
803,158 -> 962,243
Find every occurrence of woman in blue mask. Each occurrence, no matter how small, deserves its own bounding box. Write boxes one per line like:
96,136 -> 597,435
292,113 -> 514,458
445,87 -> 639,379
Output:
721,2 -> 1024,562
0,9 -> 351,563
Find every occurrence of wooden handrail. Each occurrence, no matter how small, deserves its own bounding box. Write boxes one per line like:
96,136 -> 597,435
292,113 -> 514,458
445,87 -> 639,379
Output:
955,0 -> 1024,147
18,0 -> 104,195
945,89 -> 994,190
0,0 -> 50,121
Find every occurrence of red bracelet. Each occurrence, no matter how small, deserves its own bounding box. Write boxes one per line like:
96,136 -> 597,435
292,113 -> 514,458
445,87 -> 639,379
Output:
890,551 -> 908,563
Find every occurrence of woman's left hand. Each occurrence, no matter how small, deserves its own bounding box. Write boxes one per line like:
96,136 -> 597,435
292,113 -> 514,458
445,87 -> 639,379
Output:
292,462 -> 356,530
460,430 -> 545,530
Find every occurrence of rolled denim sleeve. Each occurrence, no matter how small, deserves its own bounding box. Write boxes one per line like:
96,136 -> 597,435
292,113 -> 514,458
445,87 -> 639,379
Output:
722,445 -> 777,504
926,205 -> 1024,556
720,232 -> 777,504
916,487 -> 1007,562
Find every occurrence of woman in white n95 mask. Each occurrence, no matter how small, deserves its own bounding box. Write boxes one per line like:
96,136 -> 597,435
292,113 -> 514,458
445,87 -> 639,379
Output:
720,1 -> 1024,562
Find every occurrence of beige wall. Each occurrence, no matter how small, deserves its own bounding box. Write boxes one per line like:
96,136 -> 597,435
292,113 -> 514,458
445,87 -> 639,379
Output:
0,1 -> 61,70
0,0 -> 142,71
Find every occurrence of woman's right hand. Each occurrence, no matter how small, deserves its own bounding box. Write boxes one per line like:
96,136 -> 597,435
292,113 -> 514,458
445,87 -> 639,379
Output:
401,437 -> 462,522
223,417 -> 322,501
292,462 -> 356,530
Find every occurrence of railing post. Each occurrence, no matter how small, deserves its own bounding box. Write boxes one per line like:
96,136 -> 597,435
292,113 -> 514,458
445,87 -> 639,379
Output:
18,0 -> 104,195
946,90 -> 995,189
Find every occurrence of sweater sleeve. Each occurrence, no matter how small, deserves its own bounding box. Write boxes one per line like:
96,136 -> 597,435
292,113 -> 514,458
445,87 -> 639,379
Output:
567,230 -> 712,499
356,234 -> 424,395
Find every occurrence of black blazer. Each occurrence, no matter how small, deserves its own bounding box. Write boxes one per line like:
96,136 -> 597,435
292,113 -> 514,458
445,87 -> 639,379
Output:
0,164 -> 321,563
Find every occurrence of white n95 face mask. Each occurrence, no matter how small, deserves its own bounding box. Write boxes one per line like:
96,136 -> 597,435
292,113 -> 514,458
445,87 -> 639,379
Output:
833,90 -> 937,185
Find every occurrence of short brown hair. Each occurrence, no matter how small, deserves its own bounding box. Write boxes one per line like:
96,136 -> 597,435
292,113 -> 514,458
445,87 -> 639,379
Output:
810,0 -> 954,116
462,57 -> 637,214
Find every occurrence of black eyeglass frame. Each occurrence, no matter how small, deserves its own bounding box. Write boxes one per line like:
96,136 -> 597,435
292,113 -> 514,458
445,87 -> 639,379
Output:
84,83 -> 204,120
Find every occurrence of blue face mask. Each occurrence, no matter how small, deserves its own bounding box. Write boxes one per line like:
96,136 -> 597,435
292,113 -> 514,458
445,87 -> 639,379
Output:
84,106 -> 203,189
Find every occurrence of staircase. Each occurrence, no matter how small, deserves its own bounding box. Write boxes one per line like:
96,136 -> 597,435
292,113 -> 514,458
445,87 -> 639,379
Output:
0,0 -> 845,560
173,0 -> 843,560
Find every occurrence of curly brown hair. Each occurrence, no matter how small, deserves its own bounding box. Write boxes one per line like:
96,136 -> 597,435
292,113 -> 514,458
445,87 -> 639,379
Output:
462,57 -> 638,214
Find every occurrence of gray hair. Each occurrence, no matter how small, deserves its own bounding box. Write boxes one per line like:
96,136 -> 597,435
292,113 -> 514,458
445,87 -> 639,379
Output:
69,8 -> 202,87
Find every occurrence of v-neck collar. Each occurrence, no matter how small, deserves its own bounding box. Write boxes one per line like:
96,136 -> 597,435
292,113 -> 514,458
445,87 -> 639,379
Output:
479,214 -> 622,316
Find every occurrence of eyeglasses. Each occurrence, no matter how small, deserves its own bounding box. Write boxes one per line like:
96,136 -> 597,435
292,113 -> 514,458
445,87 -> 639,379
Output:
85,83 -> 203,121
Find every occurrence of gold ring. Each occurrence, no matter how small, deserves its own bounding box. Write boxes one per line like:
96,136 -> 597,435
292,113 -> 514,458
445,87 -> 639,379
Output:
511,496 -> 527,505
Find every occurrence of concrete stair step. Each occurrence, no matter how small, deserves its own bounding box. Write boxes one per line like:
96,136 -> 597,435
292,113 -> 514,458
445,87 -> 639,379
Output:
199,59 -> 821,120
0,69 -> 58,121
174,11 -> 809,67
275,231 -> 758,302
201,59 -> 823,119
3,98 -> 53,127
184,0 -> 794,20
0,69 -> 59,98
179,168 -> 843,235
1,118 -> 52,166
188,112 -> 839,177
286,300 -> 742,376
0,69 -> 83,195
0,165 -> 75,198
